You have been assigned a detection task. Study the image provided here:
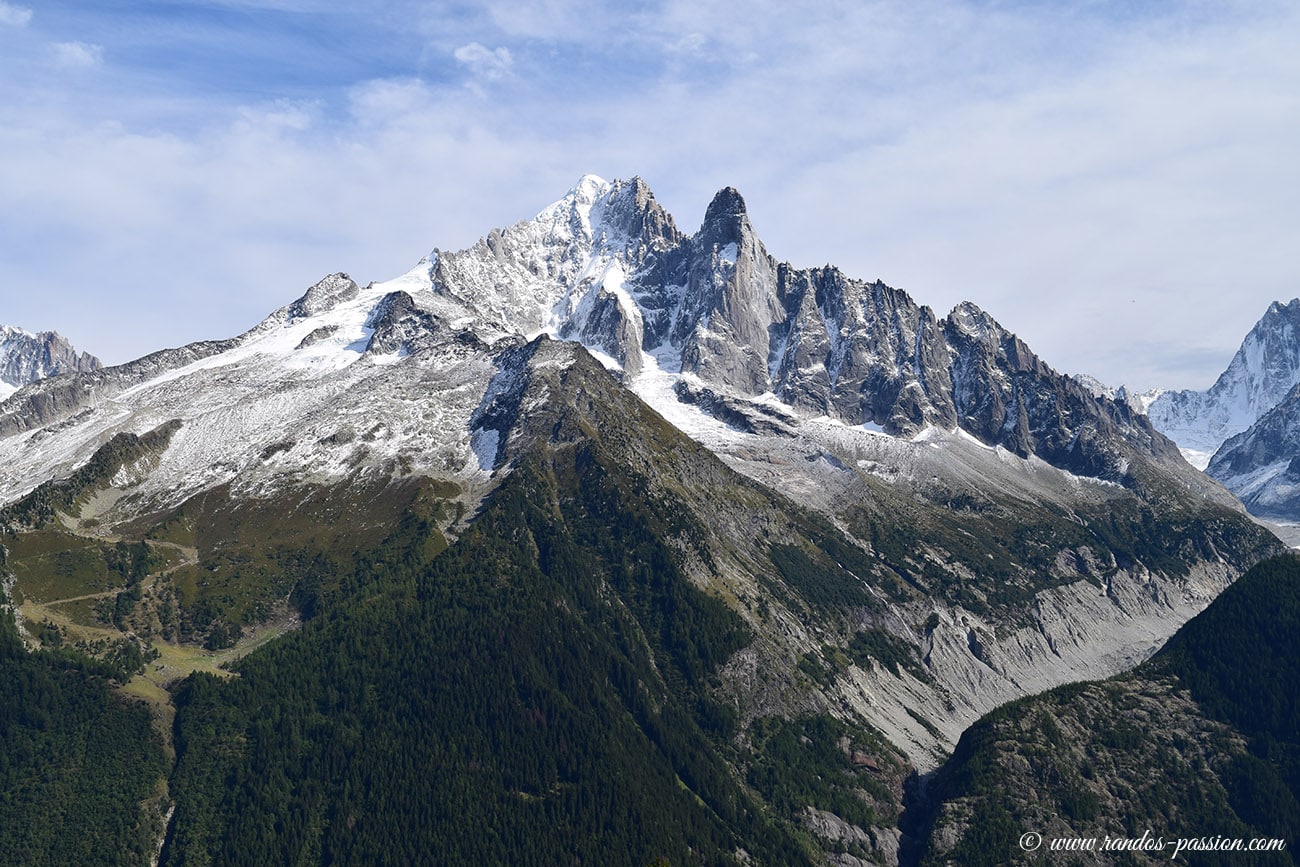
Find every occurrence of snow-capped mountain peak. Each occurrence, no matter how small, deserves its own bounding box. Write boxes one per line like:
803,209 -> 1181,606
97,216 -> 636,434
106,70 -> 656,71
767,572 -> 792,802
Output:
0,174 -> 1261,786
528,173 -> 612,244
568,171 -> 611,200
1139,297 -> 1300,521
427,177 -> 675,340
1,174 -> 1208,519
1147,298 -> 1300,467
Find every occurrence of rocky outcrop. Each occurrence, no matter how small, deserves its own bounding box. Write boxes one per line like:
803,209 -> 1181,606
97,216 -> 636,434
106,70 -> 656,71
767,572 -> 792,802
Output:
364,291 -> 441,356
673,187 -> 783,394
286,273 -> 360,320
0,325 -> 102,395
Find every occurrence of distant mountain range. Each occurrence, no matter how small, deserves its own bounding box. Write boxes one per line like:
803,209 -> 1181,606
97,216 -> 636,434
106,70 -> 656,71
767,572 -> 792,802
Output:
1146,299 -> 1300,465
0,176 -> 1285,865
1137,299 -> 1300,522
0,325 -> 101,401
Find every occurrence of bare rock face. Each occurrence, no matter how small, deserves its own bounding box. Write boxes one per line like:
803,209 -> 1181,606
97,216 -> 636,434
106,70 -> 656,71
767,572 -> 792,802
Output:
769,267 -> 957,431
800,806 -> 873,847
798,806 -> 903,865
0,325 -> 102,393
364,291 -> 441,356
674,187 -> 783,394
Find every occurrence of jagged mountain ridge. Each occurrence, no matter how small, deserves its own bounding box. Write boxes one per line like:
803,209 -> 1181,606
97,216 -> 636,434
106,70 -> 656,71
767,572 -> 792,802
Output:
0,325 -> 102,402
0,176 -> 1282,864
1147,298 -> 1300,468
0,174 -> 1210,518
431,175 -> 1186,490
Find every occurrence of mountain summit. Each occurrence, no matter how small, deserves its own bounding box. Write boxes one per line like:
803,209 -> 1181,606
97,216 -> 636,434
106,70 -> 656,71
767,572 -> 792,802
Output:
0,175 -> 1279,865
420,176 -> 1194,491
1148,298 -> 1300,467
0,325 -> 102,401
1141,298 -> 1300,521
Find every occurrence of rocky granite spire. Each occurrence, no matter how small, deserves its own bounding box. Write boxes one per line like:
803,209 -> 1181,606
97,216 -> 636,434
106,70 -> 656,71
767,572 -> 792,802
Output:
0,325 -> 102,399
388,176 -> 1191,488
673,186 -> 783,394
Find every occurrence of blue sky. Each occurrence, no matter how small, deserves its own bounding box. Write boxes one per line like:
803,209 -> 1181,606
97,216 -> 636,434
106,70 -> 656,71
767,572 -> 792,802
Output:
1,1 -> 1298,391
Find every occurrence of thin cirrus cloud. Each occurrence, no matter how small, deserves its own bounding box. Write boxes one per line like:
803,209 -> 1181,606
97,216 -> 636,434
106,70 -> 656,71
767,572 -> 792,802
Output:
453,42 -> 513,82
49,40 -> 103,67
0,1 -> 1296,395
0,1 -> 30,27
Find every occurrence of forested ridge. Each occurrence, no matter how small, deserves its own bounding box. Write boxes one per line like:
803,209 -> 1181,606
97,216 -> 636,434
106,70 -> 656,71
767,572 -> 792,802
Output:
921,554 -> 1300,866
163,446 -> 818,865
0,584 -> 167,865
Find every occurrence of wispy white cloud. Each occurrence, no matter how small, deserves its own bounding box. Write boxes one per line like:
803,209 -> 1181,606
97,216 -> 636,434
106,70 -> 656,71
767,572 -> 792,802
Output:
0,1 -> 1297,392
745,4 -> 1300,389
0,1 -> 30,28
481,0 -> 609,41
452,42 -> 513,82
49,41 -> 104,68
